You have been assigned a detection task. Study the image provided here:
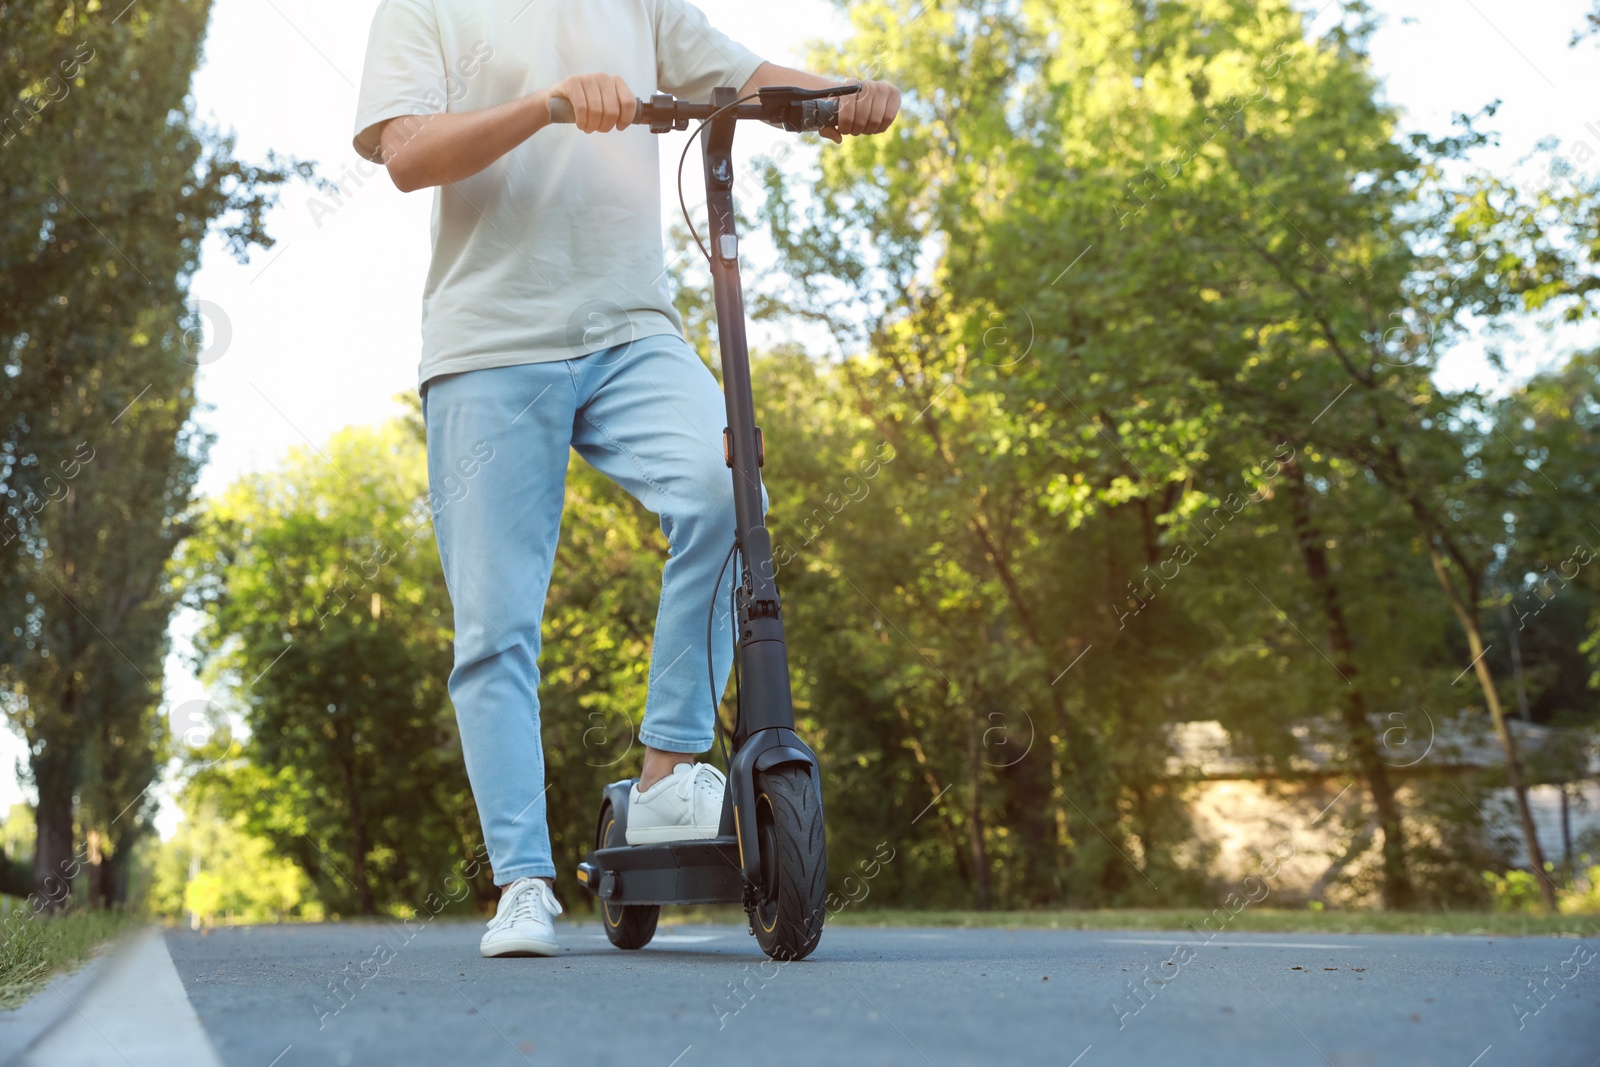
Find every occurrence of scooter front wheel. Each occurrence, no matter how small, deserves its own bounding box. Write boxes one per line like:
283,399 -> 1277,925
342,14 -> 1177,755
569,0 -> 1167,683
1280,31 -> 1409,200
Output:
750,765 -> 827,960
598,803 -> 659,949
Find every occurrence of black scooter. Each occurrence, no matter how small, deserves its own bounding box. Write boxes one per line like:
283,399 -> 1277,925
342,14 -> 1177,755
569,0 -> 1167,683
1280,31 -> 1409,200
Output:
546,84 -> 857,961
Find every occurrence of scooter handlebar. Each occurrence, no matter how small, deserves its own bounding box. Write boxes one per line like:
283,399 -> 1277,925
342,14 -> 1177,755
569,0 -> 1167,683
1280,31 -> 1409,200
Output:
545,93 -> 842,133
544,96 -> 593,125
790,98 -> 841,132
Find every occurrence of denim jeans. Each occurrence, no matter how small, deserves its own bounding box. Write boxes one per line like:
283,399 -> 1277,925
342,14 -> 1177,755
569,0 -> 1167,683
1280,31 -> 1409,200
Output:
422,335 -> 740,884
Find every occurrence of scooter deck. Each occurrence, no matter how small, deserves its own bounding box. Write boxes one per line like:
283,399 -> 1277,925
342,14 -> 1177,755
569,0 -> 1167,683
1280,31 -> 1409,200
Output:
576,836 -> 746,906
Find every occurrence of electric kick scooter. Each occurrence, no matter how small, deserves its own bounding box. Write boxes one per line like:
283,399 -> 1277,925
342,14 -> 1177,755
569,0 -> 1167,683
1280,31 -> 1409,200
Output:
547,83 -> 859,961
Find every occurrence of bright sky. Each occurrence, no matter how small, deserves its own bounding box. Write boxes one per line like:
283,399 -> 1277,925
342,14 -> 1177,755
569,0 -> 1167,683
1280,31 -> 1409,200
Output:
3,1 -> 1598,820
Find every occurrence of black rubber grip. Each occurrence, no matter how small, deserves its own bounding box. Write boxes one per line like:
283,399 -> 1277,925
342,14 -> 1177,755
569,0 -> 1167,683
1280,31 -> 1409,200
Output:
545,96 -> 649,124
801,99 -> 841,131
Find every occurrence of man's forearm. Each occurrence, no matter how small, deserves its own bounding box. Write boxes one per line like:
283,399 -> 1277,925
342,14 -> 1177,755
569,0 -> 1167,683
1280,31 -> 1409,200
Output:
380,91 -> 554,192
737,61 -> 843,96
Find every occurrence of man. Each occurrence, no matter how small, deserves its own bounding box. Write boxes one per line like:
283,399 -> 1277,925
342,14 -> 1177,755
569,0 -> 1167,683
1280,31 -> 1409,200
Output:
353,0 -> 899,957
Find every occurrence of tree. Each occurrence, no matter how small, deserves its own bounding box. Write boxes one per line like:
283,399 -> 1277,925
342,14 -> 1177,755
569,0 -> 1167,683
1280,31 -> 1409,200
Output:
179,403 -> 683,914
1488,350 -> 1600,699
1,0 -> 303,905
141,793 -> 322,927
754,0 -> 1598,908
178,419 -> 471,915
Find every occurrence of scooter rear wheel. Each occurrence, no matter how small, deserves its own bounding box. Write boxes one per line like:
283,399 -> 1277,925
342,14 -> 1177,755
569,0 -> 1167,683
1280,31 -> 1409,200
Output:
598,803 -> 659,950
750,765 -> 827,961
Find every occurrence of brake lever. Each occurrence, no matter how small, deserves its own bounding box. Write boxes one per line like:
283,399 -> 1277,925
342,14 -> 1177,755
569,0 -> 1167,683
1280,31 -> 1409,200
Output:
756,84 -> 862,132
755,84 -> 862,104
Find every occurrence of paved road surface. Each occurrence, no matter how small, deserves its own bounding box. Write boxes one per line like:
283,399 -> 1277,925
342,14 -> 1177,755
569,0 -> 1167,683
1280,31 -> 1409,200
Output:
156,922 -> 1599,1067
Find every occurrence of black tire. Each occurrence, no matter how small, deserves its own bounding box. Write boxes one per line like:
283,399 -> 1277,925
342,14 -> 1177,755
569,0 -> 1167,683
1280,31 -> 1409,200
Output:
598,804 -> 659,950
750,765 -> 827,961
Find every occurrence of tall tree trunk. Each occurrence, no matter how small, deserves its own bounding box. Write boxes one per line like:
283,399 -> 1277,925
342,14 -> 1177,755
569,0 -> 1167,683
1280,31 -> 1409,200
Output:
1421,536 -> 1557,910
1284,460 -> 1414,909
85,829 -> 115,909
1252,236 -> 1558,910
108,838 -> 133,906
31,586 -> 85,908
1561,785 -> 1573,882
338,753 -> 376,915
32,774 -> 76,911
966,716 -> 991,910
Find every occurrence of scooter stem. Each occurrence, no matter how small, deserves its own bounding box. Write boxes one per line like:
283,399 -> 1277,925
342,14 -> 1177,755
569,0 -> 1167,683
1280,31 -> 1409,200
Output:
701,86 -> 796,744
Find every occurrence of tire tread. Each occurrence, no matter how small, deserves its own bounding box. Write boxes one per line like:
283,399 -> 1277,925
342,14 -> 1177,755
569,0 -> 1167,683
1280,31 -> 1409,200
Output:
753,766 -> 827,961
600,804 -> 659,950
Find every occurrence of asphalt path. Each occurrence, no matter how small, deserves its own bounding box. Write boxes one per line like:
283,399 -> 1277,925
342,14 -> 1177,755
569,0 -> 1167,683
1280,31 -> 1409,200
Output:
160,921 -> 1599,1067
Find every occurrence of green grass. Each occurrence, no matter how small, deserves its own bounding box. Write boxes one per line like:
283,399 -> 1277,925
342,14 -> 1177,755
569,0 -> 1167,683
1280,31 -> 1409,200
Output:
0,908 -> 138,1010
653,905 -> 1600,938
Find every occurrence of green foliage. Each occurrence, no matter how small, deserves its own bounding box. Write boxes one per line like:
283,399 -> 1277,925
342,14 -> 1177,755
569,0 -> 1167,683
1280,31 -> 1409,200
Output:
176,420 -> 475,916
7,0 -> 1598,922
745,0 -> 1600,910
1483,868 -> 1548,914
1558,860 -> 1600,915
141,795 -> 322,927
176,407 -> 682,914
1,0 -> 306,905
0,805 -> 36,897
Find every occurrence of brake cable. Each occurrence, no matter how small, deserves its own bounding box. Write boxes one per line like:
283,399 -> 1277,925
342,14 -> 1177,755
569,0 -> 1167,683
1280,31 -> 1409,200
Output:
674,91 -> 763,264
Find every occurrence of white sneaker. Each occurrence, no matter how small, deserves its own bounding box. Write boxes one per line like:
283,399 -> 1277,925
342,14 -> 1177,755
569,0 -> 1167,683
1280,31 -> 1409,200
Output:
480,877 -> 562,958
624,763 -> 726,844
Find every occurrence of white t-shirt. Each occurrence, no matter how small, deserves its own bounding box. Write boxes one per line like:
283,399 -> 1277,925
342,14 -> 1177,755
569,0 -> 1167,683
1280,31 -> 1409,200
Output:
353,0 -> 765,387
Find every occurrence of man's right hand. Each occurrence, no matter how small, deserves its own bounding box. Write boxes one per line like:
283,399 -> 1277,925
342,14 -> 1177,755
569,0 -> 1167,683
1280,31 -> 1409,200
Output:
548,73 -> 637,133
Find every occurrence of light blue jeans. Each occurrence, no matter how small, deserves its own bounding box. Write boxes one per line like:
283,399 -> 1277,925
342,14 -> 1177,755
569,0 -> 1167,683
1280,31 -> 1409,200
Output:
422,335 -> 740,884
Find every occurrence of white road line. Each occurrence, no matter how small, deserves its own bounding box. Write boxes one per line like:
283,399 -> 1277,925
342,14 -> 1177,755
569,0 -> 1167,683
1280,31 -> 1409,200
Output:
20,928 -> 222,1067
1101,938 -> 1357,950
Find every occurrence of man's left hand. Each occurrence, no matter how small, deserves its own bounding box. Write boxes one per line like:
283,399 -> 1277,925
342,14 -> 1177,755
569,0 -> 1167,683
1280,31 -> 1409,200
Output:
824,80 -> 900,143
